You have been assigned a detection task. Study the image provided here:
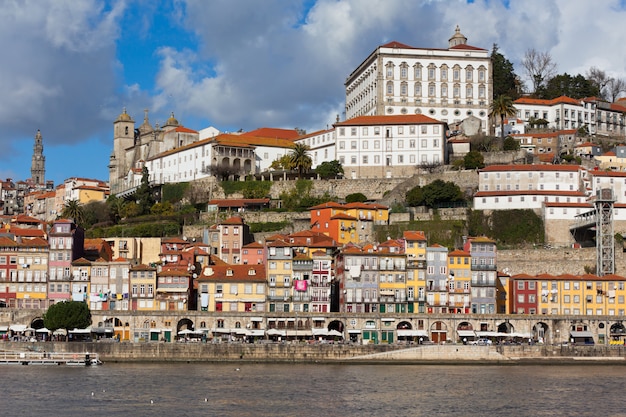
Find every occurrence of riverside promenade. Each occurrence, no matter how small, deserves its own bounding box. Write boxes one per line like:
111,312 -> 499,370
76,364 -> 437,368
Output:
4,341 -> 626,364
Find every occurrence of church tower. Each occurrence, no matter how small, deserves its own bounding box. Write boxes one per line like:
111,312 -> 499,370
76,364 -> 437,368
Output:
31,129 -> 45,185
109,108 -> 136,192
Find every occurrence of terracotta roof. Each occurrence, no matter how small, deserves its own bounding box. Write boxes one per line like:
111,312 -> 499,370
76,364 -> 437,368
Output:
245,127 -> 300,140
197,264 -> 266,282
330,213 -> 357,221
220,216 -> 245,225
380,40 -> 415,49
448,249 -> 470,256
334,114 -> 442,127
403,230 -> 427,241
514,95 -> 581,106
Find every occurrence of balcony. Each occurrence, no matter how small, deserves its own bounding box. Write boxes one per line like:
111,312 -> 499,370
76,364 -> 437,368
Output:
471,264 -> 497,271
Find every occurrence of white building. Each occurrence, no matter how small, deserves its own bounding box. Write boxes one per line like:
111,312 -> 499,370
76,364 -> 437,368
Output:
334,114 -> 447,179
294,128 -> 336,169
345,26 -> 492,134
473,164 -> 588,211
513,96 -> 596,134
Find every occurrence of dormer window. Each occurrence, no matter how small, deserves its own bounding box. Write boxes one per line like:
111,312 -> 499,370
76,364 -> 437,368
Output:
248,269 -> 256,275
226,269 -> 233,276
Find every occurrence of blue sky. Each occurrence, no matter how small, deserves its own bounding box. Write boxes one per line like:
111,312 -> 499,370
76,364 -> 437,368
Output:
1,0 -> 626,186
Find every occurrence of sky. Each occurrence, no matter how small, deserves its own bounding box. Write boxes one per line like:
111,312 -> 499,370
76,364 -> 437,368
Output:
2,0 -> 626,186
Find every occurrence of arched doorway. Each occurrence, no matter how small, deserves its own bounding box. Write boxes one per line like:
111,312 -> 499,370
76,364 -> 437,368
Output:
610,322 -> 626,344
430,321 -> 448,343
533,322 -> 549,344
327,320 -> 344,340
457,321 -> 475,344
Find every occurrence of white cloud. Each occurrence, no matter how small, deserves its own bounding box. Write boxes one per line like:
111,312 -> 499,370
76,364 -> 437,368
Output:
4,0 -> 626,182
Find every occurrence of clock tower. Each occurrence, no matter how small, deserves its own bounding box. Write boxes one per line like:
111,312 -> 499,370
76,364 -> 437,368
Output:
31,129 -> 45,185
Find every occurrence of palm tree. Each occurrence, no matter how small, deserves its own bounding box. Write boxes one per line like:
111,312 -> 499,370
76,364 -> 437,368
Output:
60,199 -> 84,226
289,143 -> 312,178
489,95 -> 517,141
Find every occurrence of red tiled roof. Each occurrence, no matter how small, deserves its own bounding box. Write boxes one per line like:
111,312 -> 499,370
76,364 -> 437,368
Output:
335,114 -> 442,127
246,127 -> 300,140
197,264 -> 266,282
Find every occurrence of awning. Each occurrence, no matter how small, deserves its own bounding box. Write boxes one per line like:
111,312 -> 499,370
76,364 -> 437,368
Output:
250,317 -> 263,322
286,330 -> 312,336
312,328 -> 328,336
348,329 -> 361,334
149,328 -> 163,333
248,329 -> 265,337
327,330 -> 343,337
0,326 -> 8,332
91,327 -> 114,334
266,328 -> 286,336
381,318 -> 396,322
212,328 -> 232,334
571,331 -> 594,338
457,330 -> 476,337
397,329 -> 428,337
9,324 -> 27,332
69,328 -> 91,334
312,317 -> 326,321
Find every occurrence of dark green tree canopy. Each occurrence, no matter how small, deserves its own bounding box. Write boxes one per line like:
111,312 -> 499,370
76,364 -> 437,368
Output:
407,180 -> 464,208
43,301 -> 92,333
315,160 -> 344,179
134,166 -> 155,215
463,150 -> 485,169
60,200 -> 85,227
491,44 -> 520,99
537,73 -> 599,99
345,192 -> 368,203
289,143 -> 312,178
503,136 -> 520,151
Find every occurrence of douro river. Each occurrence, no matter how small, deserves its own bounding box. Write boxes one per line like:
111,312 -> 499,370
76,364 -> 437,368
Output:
3,362 -> 626,416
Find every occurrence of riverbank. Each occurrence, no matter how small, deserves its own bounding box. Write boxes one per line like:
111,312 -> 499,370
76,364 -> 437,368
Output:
4,341 -> 626,365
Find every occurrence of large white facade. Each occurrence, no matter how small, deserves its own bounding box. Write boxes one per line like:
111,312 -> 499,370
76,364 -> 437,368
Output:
513,96 -> 596,134
334,115 -> 446,179
473,164 -> 588,211
345,26 -> 492,134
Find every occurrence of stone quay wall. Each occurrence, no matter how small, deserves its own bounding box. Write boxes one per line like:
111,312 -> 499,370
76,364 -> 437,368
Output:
497,247 -> 626,276
3,341 -> 626,364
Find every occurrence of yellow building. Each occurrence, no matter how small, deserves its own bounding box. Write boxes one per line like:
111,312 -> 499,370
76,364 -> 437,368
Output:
266,239 -> 293,313
510,273 -> 626,344
197,264 -> 266,314
447,249 -> 471,314
403,231 -> 427,313
14,237 -> 49,309
129,264 -> 157,311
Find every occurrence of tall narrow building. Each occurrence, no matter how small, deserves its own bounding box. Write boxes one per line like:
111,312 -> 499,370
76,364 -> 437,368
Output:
31,129 -> 45,185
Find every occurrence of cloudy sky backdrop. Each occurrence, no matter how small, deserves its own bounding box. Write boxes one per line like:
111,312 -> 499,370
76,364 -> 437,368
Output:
1,0 -> 625,184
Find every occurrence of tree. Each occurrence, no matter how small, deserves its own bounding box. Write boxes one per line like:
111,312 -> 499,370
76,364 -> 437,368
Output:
345,193 -> 367,203
537,73 -> 598,99
289,143 -> 312,178
522,48 -> 557,94
489,95 -> 517,141
463,151 -> 485,169
405,185 -> 424,206
60,199 -> 84,226
491,44 -> 520,99
420,179 -> 464,208
607,78 -> 626,102
43,301 -> 92,339
270,154 -> 293,171
586,66 -> 612,100
503,136 -> 520,151
134,166 -> 155,215
315,160 -> 344,179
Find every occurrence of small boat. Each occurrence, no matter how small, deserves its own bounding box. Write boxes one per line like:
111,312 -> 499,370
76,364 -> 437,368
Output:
0,351 -> 102,366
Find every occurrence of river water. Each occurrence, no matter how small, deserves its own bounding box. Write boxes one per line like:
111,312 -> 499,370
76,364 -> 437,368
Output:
2,362 -> 626,416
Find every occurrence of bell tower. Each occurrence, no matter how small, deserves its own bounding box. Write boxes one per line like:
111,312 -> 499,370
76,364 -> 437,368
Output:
31,129 -> 45,185
109,108 -> 135,190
